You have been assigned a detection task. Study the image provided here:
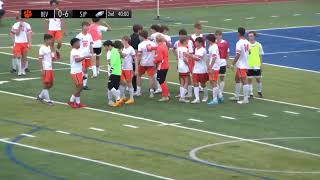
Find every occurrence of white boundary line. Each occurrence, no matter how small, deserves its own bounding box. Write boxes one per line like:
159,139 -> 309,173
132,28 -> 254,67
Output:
0,139 -> 174,180
123,124 -> 139,129
220,116 -> 236,120
56,130 -> 71,135
188,118 -> 204,123
283,111 -> 300,115
20,133 -> 35,138
252,113 -> 268,118
89,127 -> 105,132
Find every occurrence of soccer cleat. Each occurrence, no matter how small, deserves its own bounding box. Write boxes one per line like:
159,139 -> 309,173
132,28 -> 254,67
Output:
22,71 -> 26,76
47,101 -> 54,106
149,93 -> 154,98
218,96 -> 224,103
229,96 -> 240,101
237,99 -> 249,104
112,100 -> 122,107
119,98 -> 128,103
25,68 -> 30,73
158,97 -> 169,102
36,95 -> 45,103
258,92 -> 263,98
134,91 -> 141,96
207,98 -> 219,106
191,99 -> 200,104
77,103 -> 87,108
67,101 -> 77,108
10,69 -> 17,73
250,94 -> 254,99
202,96 -> 208,102
154,88 -> 162,94
125,99 -> 135,105
108,101 -> 114,106
18,73 -> 22,76
175,94 -> 181,98
179,98 -> 190,103
83,86 -> 91,90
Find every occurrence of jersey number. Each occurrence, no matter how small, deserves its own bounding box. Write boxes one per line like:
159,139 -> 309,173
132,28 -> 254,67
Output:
244,44 -> 249,52
82,41 -> 88,47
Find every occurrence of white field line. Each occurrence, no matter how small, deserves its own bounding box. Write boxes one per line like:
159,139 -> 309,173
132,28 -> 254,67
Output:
263,63 -> 320,74
89,127 -> 105,132
253,113 -> 268,118
188,118 -> 204,123
220,116 -> 236,120
283,111 -> 300,115
264,48 -> 320,55
270,15 -> 279,18
123,124 -> 139,129
20,133 -> 35,138
13,77 -> 41,81
224,19 -> 232,21
157,123 -> 181,127
245,17 -> 256,20
56,130 -> 71,135
293,14 -> 301,16
0,90 -> 319,159
0,139 -> 174,180
0,68 -> 70,75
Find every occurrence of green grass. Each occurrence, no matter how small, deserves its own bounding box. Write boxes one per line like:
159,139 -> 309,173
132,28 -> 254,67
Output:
0,1 -> 320,180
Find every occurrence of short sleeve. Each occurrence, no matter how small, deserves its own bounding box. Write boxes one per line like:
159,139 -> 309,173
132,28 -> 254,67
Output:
12,23 -> 19,30
131,47 -> 136,56
259,43 -> 264,55
236,42 -> 241,54
98,25 -> 108,32
39,47 -> 44,56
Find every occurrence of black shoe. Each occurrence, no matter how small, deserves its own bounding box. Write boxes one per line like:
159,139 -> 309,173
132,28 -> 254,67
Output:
258,92 -> 263,98
10,69 -> 17,73
83,86 -> 90,90
47,101 -> 55,106
25,68 -> 30,73
36,95 -> 45,103
250,94 -> 254,99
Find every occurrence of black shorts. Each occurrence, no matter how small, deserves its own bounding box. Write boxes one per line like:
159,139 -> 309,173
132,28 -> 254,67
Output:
93,48 -> 102,56
108,74 -> 121,90
219,66 -> 227,75
247,69 -> 262,78
0,10 -> 5,17
157,69 -> 168,84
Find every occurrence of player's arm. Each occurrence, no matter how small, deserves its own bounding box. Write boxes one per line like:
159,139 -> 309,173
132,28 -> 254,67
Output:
61,19 -> 68,35
102,21 -> 111,31
259,43 -> 264,65
38,49 -> 44,71
232,43 -> 241,66
182,52 -> 189,65
75,55 -> 91,62
44,19 -> 49,32
153,47 -> 163,64
209,54 -> 217,69
27,27 -> 32,48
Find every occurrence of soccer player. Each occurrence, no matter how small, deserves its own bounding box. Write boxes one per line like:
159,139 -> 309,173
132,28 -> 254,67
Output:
229,27 -> 251,104
37,34 -> 55,106
120,36 -> 136,104
11,16 -> 32,76
103,40 -> 114,106
107,40 -> 124,107
88,18 -> 111,77
177,37 -> 190,103
215,30 -> 229,98
76,21 -> 94,90
136,30 -> 157,98
149,24 -> 162,94
173,29 -> 194,98
45,0 -> 66,60
159,25 -> 172,48
130,24 -> 143,94
67,38 -> 91,108
191,22 -> 205,49
153,35 -> 170,102
247,31 -> 264,98
207,34 -> 222,105
187,37 -> 208,104
0,0 -> 5,24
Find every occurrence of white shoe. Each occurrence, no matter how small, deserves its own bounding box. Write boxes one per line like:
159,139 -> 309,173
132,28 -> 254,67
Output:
202,96 -> 208,102
108,101 -> 114,106
154,88 -> 162,94
191,99 -> 200,104
175,94 -> 181,98
134,92 -> 141,96
237,99 -> 249,104
179,98 -> 190,103
149,93 -> 154,98
229,96 -> 240,101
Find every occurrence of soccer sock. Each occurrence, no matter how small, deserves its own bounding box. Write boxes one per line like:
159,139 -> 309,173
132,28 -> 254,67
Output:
194,87 -> 200,100
24,61 -> 28,70
12,58 -> 17,70
39,89 -> 45,98
179,87 -> 185,98
111,88 -> 120,101
243,84 -> 250,101
119,85 -> 126,98
203,87 -> 208,98
75,96 -> 81,104
129,87 -> 134,99
249,84 -> 253,95
42,89 -> 50,100
17,59 -> 22,74
257,82 -> 262,93
107,89 -> 113,102
160,82 -> 169,97
91,66 -> 97,76
132,76 -> 137,92
137,86 -> 141,94
212,87 -> 219,99
149,88 -> 155,95
83,73 -> 88,87
70,94 -> 76,102
187,85 -> 193,97
97,66 -> 100,75
219,81 -> 225,97
235,83 -> 241,97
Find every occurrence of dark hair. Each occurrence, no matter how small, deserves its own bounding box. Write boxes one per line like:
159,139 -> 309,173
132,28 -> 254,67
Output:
248,31 -> 257,36
50,0 -> 59,6
82,21 -> 90,27
195,37 -> 204,44
194,22 -> 202,29
132,24 -> 143,33
178,29 -> 188,36
103,40 -> 113,47
139,30 -> 148,39
179,36 -> 188,44
206,34 -> 216,43
70,38 -> 80,46
150,24 -> 161,32
113,40 -> 124,49
122,36 -> 131,43
92,18 -> 100,23
215,30 -> 223,35
44,34 -> 53,41
160,25 -> 169,33
238,27 -> 246,36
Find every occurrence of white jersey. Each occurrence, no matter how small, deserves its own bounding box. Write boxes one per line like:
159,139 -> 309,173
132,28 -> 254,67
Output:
162,34 -> 172,46
177,46 -> 189,73
39,45 -> 53,70
76,32 -> 93,57
70,48 -> 82,74
12,22 -> 32,43
138,40 -> 156,67
174,40 -> 194,54
92,25 -> 108,48
48,18 -> 62,31
235,38 -> 250,69
150,32 -> 162,44
0,1 -> 3,10
208,44 -> 221,70
193,47 -> 207,74
191,33 -> 203,41
122,46 -> 136,70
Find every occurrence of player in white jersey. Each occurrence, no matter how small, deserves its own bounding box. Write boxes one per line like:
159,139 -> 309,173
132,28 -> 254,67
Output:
159,25 -> 172,47
67,38 -> 91,109
191,22 -> 206,51
173,29 -> 194,98
186,37 -> 208,104
206,34 -> 223,106
119,36 -> 136,105
136,30 -> 157,98
37,34 -> 55,106
11,16 -> 32,76
230,27 -> 251,104
103,40 -> 114,106
76,21 -> 94,90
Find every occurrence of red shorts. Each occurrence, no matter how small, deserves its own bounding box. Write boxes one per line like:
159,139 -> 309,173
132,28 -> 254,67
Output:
188,58 -> 194,73
179,72 -> 190,79
82,58 -> 91,69
209,70 -> 220,81
13,43 -> 29,57
71,72 -> 83,86
121,70 -> 133,82
236,68 -> 247,78
48,30 -> 63,41
138,66 -> 155,77
192,73 -> 209,84
42,70 -> 54,84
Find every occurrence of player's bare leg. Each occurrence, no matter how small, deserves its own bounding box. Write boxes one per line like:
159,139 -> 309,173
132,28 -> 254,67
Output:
91,56 -> 97,78
208,79 -> 219,106
136,73 -> 142,96
83,68 -> 90,90
229,75 -> 241,101
119,80 -> 128,103
237,76 -> 250,104
219,75 -> 225,98
148,75 -> 155,98
248,78 -> 254,98
125,79 -> 135,105
191,82 -> 200,104
96,56 -> 100,76
179,77 -> 190,103
38,82 -> 54,105
56,40 -> 62,60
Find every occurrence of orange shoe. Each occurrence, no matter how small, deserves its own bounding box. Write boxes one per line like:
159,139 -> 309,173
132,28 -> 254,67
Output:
112,100 -> 122,107
119,98 -> 128,104
125,99 -> 134,105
